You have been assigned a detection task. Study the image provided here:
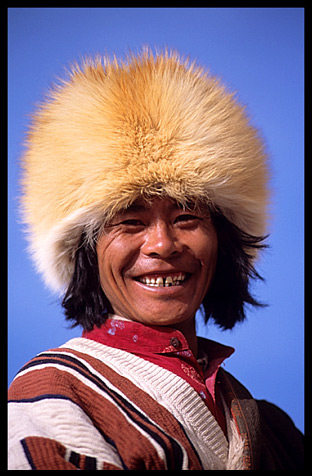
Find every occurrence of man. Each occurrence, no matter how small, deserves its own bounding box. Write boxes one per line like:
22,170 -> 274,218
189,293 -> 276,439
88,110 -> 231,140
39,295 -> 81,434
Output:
8,49 -> 304,469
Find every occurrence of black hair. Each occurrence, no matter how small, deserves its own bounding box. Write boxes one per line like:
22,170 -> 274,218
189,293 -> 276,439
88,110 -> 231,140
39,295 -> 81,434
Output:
62,212 -> 268,331
62,237 -> 111,331
202,211 -> 268,329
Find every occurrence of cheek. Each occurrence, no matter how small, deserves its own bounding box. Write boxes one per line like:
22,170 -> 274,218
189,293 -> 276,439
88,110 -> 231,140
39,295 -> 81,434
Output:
96,235 -> 119,289
197,229 -> 218,287
96,234 -> 136,289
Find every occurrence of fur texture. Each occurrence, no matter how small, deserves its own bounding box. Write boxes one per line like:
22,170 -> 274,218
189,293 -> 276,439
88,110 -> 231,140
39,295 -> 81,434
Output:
21,49 -> 269,293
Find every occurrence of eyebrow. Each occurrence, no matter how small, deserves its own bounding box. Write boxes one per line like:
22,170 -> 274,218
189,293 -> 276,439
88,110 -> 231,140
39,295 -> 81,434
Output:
122,200 -> 202,214
123,201 -> 184,214
124,203 -> 147,213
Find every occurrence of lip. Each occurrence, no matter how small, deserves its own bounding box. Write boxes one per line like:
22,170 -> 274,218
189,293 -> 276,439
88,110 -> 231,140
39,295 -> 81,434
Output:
133,278 -> 189,294
133,270 -> 190,282
132,271 -> 192,293
133,268 -> 190,278
138,272 -> 186,286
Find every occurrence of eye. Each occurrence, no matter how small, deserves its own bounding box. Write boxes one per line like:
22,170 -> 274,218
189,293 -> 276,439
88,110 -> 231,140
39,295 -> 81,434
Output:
120,219 -> 144,227
114,219 -> 145,233
175,214 -> 198,222
174,214 -> 201,226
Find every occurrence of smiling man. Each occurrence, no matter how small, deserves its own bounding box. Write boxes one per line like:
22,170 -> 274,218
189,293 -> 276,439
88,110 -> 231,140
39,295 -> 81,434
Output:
8,50 -> 303,470
96,199 -> 217,329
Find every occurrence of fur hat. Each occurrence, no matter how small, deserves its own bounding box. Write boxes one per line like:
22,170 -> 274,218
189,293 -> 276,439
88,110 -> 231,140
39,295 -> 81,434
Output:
21,49 -> 269,294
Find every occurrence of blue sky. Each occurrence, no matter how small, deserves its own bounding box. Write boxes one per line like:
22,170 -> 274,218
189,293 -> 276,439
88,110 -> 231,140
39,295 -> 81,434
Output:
8,8 -> 304,432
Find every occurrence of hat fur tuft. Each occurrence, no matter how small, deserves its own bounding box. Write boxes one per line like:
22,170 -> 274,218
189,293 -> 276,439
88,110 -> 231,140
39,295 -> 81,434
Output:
21,49 -> 269,293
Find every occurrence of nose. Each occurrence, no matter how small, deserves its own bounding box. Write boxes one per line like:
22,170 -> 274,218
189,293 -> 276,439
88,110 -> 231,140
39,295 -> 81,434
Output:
141,222 -> 182,258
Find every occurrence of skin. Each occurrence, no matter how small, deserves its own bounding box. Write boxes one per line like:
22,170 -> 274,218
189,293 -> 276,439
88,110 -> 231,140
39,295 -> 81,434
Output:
96,197 -> 218,357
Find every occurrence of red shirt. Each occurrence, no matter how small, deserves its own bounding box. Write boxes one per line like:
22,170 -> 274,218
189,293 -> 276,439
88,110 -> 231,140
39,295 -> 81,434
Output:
83,317 -> 234,436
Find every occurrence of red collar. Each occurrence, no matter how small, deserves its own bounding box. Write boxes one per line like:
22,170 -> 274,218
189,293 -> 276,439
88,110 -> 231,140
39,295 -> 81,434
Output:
82,316 -> 234,389
83,317 -> 192,353
82,317 -> 234,435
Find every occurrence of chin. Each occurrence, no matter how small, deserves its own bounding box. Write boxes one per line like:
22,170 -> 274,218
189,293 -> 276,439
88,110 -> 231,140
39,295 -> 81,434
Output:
133,309 -> 194,327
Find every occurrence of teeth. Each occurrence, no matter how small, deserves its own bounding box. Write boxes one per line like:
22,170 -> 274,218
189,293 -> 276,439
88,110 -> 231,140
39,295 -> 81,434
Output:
139,274 -> 186,287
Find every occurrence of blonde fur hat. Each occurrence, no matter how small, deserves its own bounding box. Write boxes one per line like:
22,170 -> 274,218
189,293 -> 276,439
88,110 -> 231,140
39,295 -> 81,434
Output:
21,49 -> 269,294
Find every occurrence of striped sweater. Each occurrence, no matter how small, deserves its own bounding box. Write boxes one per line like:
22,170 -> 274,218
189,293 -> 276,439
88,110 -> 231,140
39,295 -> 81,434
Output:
8,337 -> 304,470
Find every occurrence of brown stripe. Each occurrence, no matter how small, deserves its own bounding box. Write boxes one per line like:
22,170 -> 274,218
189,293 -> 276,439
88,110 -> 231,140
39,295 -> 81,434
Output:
10,347 -> 203,469
22,436 -> 74,470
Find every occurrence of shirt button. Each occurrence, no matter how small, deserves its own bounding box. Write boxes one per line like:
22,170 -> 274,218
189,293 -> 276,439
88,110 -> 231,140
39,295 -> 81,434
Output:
170,337 -> 182,349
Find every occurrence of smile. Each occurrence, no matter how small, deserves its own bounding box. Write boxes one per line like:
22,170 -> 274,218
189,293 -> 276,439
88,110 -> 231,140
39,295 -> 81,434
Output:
136,273 -> 187,287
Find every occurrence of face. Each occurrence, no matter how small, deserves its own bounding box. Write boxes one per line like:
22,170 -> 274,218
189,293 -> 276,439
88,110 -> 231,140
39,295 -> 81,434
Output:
96,197 -> 218,327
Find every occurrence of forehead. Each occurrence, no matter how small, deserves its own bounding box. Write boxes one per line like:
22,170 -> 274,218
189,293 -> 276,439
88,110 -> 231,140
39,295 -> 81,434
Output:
101,197 -> 212,231
125,198 -> 181,213
120,197 -> 204,215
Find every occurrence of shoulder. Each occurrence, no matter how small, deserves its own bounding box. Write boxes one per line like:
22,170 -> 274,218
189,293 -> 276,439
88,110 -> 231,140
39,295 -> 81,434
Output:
9,338 -> 89,397
8,337 -> 124,410
218,369 -> 304,470
8,336 -> 158,406
8,337 -> 126,396
256,399 -> 304,469
256,399 -> 303,434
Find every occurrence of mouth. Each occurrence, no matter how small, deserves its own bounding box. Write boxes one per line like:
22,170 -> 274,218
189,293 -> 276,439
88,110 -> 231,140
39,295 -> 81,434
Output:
134,272 -> 188,288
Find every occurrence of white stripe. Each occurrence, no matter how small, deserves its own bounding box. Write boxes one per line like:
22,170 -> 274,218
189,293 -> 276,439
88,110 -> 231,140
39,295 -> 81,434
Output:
8,398 -> 123,469
7,433 -> 32,470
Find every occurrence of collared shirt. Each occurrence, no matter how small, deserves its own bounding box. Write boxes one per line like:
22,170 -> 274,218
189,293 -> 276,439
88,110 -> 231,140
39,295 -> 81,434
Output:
82,316 -> 234,436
